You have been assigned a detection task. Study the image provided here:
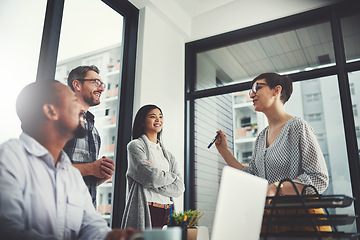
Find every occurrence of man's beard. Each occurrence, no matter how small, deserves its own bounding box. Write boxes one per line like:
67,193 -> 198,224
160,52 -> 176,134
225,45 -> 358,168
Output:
84,94 -> 100,107
73,122 -> 86,138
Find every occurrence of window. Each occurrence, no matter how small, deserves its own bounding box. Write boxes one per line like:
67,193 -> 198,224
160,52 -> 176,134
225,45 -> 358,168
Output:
353,105 -> 358,117
194,95 -> 232,233
350,83 -> 355,95
240,117 -> 251,127
195,21 -> 335,91
286,77 -> 352,204
341,13 -> 360,63
355,126 -> 360,138
108,193 -> 112,205
99,194 -> 103,205
316,133 -> 326,144
186,2 -> 360,234
349,71 -> 360,159
0,0 -> 47,144
307,113 -> 322,122
242,151 -> 252,164
55,0 -> 124,226
306,93 -> 320,102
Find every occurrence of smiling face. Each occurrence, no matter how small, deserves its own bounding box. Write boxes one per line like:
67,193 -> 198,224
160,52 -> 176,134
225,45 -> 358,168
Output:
143,108 -> 163,136
77,70 -> 104,108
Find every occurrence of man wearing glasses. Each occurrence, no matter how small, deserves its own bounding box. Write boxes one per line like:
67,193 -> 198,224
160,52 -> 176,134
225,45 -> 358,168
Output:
64,65 -> 115,207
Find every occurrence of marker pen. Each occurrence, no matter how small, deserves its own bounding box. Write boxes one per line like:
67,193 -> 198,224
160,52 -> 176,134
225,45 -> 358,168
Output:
207,132 -> 220,149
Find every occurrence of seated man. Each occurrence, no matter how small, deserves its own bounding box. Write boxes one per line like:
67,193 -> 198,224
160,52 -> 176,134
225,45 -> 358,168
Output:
0,80 -> 138,240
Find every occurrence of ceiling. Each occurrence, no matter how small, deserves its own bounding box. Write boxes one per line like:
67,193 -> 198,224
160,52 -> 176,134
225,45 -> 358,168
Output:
174,0 -> 236,18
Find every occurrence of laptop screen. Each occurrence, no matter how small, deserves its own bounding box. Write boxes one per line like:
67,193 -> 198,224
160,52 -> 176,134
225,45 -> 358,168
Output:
211,166 -> 268,240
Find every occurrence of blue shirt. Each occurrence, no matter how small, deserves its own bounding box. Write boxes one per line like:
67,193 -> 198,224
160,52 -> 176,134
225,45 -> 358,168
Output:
63,111 -> 101,206
0,133 -> 110,240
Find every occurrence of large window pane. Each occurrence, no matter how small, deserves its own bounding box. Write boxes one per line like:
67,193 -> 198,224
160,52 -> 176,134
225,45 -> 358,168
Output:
55,0 -> 123,225
196,22 -> 335,90
286,76 -> 356,232
194,94 -> 233,235
341,13 -> 360,63
0,0 -> 47,144
233,92 -> 267,165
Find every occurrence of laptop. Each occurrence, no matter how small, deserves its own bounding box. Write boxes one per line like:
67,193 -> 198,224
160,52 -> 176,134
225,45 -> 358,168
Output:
211,166 -> 268,240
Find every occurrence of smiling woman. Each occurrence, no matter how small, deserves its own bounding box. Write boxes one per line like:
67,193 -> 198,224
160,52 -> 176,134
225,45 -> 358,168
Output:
121,104 -> 185,230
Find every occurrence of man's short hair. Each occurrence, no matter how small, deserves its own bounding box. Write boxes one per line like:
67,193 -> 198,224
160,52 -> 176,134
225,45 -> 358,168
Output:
16,80 -> 61,131
67,65 -> 100,91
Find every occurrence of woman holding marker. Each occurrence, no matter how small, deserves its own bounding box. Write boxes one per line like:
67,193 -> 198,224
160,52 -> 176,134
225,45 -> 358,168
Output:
215,73 -> 329,197
215,73 -> 330,233
121,104 -> 185,230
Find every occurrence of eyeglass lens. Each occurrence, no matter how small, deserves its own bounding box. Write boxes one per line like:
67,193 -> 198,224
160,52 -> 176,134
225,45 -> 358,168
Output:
94,79 -> 106,88
249,82 -> 267,96
249,83 -> 258,96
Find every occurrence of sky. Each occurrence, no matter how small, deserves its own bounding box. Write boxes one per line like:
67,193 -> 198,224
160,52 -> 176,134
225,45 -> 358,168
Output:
0,0 -> 122,144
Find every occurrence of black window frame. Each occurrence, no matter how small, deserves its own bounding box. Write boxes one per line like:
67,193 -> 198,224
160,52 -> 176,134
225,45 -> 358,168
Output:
185,0 -> 360,232
35,0 -> 139,228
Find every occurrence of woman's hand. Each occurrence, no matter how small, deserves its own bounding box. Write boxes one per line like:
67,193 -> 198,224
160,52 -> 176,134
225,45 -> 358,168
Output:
266,179 -> 304,204
214,130 -> 228,152
266,183 -> 280,204
267,183 -> 278,197
214,130 -> 244,170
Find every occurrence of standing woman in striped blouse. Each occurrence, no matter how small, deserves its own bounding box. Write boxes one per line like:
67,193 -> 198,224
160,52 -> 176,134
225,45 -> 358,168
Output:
121,104 -> 185,230
215,72 -> 329,197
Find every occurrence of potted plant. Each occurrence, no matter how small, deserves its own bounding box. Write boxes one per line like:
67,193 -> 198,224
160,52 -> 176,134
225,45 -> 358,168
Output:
170,209 -> 205,240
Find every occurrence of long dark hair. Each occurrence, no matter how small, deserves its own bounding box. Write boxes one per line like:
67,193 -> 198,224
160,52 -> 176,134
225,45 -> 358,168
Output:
132,104 -> 163,140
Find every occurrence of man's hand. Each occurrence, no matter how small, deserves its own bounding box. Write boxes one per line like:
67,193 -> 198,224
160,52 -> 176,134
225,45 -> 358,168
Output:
91,157 -> 115,179
105,228 -> 141,240
97,156 -> 115,185
100,156 -> 115,179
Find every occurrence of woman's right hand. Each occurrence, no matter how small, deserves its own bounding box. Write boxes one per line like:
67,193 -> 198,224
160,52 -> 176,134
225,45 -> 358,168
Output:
214,130 -> 244,170
215,130 -> 228,152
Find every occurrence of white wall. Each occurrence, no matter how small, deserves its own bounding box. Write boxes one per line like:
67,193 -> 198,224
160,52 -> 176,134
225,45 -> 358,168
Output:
133,3 -> 186,210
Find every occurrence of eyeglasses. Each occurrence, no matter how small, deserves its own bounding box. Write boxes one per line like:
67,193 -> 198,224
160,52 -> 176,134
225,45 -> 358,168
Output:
249,82 -> 268,96
77,79 -> 106,89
